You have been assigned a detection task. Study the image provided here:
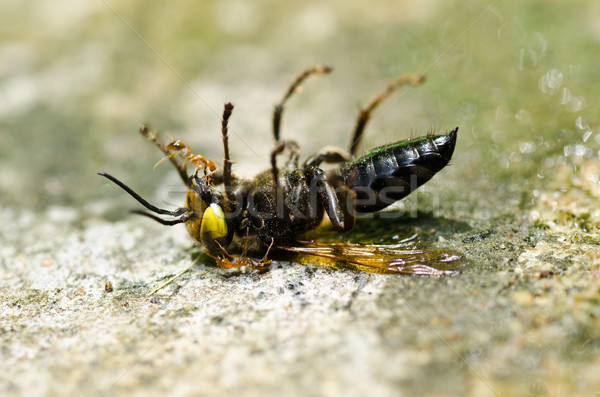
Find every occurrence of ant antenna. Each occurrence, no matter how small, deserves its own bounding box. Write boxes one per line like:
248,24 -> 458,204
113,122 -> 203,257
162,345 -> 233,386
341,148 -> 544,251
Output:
98,172 -> 191,225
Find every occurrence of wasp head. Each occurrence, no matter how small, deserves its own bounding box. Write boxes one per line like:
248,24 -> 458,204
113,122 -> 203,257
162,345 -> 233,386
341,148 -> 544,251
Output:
98,172 -> 233,253
184,173 -> 233,252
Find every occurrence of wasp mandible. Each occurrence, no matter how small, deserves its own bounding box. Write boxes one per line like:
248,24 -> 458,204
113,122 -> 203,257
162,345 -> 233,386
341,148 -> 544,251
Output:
99,65 -> 458,274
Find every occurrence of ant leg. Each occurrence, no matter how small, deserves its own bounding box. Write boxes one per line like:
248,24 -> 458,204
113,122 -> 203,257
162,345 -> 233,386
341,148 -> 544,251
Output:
239,226 -> 252,258
348,74 -> 424,156
273,64 -> 332,143
221,102 -> 234,190
260,238 -> 274,262
140,125 -> 189,184
205,249 -> 236,270
215,238 -> 262,271
251,238 -> 274,272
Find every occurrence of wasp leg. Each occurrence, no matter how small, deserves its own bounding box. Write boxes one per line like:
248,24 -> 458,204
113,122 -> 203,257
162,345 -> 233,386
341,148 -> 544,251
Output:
284,140 -> 301,169
140,125 -> 189,184
273,64 -> 332,143
308,168 -> 346,232
325,171 -> 357,232
270,142 -> 286,190
303,146 -> 351,168
338,186 -> 356,232
348,74 -> 425,156
221,102 -> 234,190
209,169 -> 240,187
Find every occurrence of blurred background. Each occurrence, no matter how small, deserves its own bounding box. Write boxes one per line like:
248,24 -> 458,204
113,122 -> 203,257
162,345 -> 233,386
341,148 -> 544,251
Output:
2,0 -> 596,220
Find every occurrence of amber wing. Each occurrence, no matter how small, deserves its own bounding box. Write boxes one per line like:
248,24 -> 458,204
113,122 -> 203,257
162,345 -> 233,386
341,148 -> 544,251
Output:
276,234 -> 465,275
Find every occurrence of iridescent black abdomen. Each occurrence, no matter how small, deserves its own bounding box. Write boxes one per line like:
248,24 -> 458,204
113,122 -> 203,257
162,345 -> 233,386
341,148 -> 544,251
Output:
332,127 -> 458,213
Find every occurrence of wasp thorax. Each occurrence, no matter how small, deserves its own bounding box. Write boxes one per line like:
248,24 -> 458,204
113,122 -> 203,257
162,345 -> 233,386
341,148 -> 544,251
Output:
199,203 -> 230,252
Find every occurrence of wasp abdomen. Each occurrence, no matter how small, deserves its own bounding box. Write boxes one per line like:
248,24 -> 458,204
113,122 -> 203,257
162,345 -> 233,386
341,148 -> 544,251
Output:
333,127 -> 458,212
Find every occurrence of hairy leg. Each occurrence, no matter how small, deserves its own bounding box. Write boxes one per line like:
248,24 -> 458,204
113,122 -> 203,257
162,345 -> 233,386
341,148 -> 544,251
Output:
273,65 -> 332,142
348,74 -> 424,156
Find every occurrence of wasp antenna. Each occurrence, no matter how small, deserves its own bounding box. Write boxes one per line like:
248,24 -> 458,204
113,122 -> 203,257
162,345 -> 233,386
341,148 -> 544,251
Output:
98,172 -> 186,217
130,210 -> 191,226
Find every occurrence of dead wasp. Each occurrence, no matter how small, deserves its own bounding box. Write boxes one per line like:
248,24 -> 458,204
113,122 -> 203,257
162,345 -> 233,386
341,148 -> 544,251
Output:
99,65 -> 459,283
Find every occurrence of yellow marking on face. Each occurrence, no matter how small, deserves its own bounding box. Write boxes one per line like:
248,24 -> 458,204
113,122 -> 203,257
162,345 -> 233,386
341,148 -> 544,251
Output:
200,203 -> 228,244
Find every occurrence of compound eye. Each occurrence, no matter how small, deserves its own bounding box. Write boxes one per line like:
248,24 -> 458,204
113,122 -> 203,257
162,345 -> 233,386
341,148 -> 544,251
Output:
200,203 -> 230,251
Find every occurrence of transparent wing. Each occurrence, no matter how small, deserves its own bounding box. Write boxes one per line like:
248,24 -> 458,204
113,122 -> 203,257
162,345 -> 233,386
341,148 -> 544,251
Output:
275,233 -> 465,276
